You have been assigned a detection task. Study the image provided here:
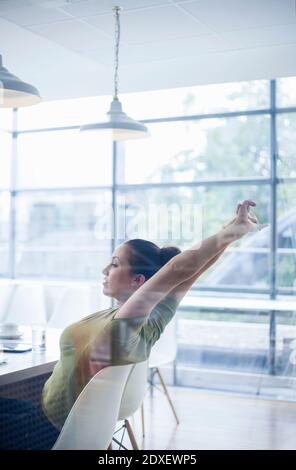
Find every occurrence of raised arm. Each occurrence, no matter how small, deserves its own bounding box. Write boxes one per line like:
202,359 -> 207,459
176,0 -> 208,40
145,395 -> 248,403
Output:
166,246 -> 227,306
164,205 -> 253,306
114,200 -> 262,320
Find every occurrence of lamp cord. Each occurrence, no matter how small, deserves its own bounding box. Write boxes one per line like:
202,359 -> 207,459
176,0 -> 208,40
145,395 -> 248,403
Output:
113,6 -> 121,100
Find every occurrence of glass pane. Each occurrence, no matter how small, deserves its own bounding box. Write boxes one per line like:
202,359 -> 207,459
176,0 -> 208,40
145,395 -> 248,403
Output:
178,308 -> 296,399
15,191 -> 112,279
277,114 -> 296,177
277,314 -> 296,379
277,183 -> 296,289
278,254 -> 296,288
0,192 -> 10,276
17,130 -> 112,188
121,116 -> 270,184
0,109 -> 13,131
0,131 -> 11,188
115,184 -> 270,288
178,310 -> 270,376
17,95 -> 111,130
277,76 -> 296,107
122,80 -> 269,120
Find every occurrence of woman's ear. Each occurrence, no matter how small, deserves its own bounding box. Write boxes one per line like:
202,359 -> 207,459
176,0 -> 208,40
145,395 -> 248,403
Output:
132,273 -> 146,287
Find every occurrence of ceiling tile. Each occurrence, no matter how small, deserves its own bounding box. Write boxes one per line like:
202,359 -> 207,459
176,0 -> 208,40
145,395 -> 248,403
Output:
60,0 -> 171,18
29,20 -> 112,51
0,0 -> 32,12
180,0 -> 296,33
83,33 -> 232,66
85,4 -> 213,45
223,23 -> 296,49
0,4 -> 70,26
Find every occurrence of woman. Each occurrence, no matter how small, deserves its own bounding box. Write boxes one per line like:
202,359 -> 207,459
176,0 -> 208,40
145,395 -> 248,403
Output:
0,199 -> 263,449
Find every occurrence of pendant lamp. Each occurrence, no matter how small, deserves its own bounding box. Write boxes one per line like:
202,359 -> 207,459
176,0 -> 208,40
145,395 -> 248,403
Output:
80,6 -> 150,141
0,54 -> 41,107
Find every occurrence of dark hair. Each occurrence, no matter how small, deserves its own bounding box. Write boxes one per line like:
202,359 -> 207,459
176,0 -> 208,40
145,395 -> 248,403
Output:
124,239 -> 181,281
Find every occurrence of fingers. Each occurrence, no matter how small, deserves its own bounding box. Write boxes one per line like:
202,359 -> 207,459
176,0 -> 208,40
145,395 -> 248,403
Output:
236,200 -> 256,213
223,212 -> 258,229
248,209 -> 258,223
237,200 -> 256,218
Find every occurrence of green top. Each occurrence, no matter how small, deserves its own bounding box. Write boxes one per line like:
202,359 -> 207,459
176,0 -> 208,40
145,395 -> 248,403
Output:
41,295 -> 178,430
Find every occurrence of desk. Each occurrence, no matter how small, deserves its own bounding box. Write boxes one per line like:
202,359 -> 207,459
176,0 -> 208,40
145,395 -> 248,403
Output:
179,296 -> 296,375
0,328 -> 61,389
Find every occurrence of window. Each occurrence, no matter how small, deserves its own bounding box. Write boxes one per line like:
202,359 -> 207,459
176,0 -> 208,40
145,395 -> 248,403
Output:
15,190 -> 112,279
0,109 -> 13,132
0,131 -> 12,188
277,77 -> 296,108
277,183 -> 296,289
277,113 -> 296,178
122,79 -> 269,120
8,81 -> 293,291
177,310 -> 270,377
17,130 -> 112,188
116,184 -> 270,288
122,115 -> 270,184
3,79 -> 296,395
17,95 -> 111,131
0,192 -> 10,276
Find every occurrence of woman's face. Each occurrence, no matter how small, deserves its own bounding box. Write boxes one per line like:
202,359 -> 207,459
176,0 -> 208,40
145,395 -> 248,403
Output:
101,244 -> 145,302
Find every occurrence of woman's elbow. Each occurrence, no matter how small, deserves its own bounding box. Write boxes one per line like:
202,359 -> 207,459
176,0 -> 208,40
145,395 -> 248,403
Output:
167,257 -> 196,283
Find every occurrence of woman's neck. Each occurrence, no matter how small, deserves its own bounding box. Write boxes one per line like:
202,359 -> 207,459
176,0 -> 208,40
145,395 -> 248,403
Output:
115,297 -> 128,308
114,291 -> 134,308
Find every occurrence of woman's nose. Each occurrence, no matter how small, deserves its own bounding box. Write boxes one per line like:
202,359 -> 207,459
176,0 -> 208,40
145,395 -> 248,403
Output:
102,265 -> 108,276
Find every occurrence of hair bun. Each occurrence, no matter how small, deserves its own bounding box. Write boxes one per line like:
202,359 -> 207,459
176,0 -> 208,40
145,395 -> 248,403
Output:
159,246 -> 181,267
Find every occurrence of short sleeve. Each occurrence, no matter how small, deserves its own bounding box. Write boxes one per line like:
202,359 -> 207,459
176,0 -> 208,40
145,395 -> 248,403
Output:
106,295 -> 178,365
141,295 -> 178,345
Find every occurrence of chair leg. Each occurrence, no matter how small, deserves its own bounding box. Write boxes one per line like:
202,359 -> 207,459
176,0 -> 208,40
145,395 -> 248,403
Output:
155,367 -> 180,425
125,419 -> 139,450
141,402 -> 145,438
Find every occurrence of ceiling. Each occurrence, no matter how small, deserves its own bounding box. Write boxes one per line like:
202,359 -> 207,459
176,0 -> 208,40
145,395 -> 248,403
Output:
1,0 -> 296,101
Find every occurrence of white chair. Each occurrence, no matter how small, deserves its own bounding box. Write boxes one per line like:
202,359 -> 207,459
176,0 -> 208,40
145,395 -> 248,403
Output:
4,284 -> 47,326
52,363 -> 133,450
112,360 -> 148,450
48,286 -> 91,328
144,315 -> 179,429
0,282 -> 15,323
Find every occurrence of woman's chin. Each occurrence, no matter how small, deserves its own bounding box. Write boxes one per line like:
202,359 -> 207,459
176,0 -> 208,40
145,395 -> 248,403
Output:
102,285 -> 111,296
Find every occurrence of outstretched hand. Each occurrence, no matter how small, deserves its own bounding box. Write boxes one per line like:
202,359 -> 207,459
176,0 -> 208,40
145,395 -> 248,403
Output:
221,200 -> 268,242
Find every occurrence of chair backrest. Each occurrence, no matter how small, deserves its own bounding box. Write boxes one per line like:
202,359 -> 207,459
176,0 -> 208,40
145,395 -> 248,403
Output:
4,284 -> 47,326
48,286 -> 91,328
148,315 -> 177,369
52,363 -> 133,450
118,360 -> 148,420
0,282 -> 15,323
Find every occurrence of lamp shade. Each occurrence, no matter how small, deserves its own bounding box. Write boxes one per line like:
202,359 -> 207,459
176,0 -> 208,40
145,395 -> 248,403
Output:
0,55 -> 41,107
80,98 -> 150,141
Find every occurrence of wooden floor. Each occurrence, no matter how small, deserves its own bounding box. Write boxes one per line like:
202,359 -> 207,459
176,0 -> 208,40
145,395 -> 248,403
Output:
115,385 -> 296,450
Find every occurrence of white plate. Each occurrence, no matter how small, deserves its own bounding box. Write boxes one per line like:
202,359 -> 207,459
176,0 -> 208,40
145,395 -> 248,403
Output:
0,332 -> 23,340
